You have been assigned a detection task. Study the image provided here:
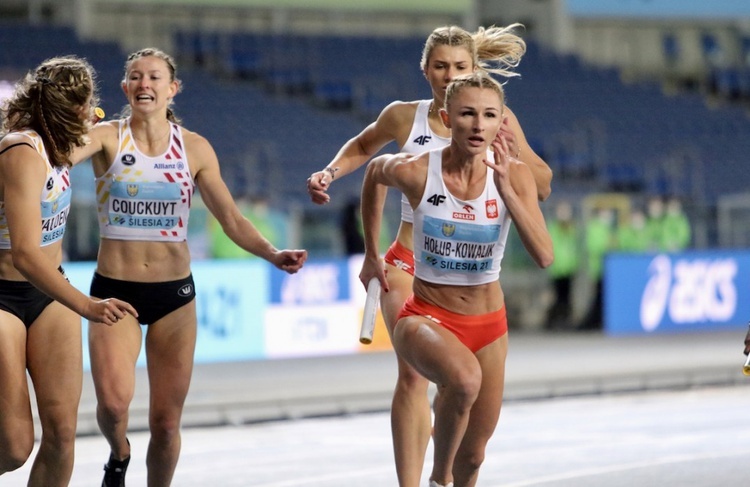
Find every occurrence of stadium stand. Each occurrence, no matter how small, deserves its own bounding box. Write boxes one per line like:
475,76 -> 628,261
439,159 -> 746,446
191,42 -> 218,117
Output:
3,20 -> 750,252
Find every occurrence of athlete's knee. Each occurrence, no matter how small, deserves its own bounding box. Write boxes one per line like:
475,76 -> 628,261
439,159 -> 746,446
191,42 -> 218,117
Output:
453,442 -> 487,482
446,365 -> 482,406
396,365 -> 429,390
0,434 -> 33,473
149,410 -> 182,444
97,394 -> 131,423
41,415 -> 78,451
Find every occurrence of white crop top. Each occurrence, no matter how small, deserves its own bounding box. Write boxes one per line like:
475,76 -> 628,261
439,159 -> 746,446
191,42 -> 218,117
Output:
0,131 -> 71,249
398,100 -> 450,224
412,149 -> 511,286
96,118 -> 194,242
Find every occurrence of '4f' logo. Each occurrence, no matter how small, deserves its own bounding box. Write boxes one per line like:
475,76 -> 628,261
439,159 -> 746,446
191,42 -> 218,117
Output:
413,135 -> 432,146
427,194 -> 446,206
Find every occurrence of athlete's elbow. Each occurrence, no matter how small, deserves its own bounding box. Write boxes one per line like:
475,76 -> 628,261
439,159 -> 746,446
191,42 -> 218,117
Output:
11,247 -> 39,278
535,248 -> 554,269
537,170 -> 553,202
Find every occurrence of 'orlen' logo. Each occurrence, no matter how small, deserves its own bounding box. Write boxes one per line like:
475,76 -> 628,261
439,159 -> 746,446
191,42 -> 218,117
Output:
486,199 -> 498,218
453,204 -> 475,221
640,255 -> 738,331
126,184 -> 139,197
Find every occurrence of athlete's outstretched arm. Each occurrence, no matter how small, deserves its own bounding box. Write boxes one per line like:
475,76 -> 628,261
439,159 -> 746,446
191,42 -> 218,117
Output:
192,133 -> 307,273
307,101 -> 412,204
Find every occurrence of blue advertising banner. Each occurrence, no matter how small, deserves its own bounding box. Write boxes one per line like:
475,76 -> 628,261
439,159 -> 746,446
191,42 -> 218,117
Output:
269,258 -> 350,305
265,257 -> 359,358
191,259 -> 269,362
604,250 -> 750,335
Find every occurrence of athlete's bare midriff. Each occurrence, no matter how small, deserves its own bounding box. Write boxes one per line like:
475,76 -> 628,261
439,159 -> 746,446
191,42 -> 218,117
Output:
414,278 -> 504,316
96,238 -> 191,282
0,244 -> 63,281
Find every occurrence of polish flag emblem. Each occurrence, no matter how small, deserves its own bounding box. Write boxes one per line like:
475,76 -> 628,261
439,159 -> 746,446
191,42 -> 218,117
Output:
486,199 -> 498,218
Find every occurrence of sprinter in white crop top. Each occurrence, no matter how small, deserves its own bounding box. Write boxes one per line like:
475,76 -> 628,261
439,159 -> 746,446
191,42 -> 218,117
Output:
399,99 -> 451,224
0,55 -> 136,487
69,47 -> 307,487
360,72 -> 553,486
305,24 -> 553,487
96,118 -> 193,241
0,131 -> 71,249
412,148 -> 511,286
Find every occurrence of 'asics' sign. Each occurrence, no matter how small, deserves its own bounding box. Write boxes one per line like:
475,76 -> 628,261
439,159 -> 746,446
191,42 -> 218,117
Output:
640,255 -> 738,331
605,250 -> 750,335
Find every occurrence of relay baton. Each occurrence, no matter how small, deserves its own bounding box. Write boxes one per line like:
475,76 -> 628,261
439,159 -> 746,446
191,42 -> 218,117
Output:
359,277 -> 381,344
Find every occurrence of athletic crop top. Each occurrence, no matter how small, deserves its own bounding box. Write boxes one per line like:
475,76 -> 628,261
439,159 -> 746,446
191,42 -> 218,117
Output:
398,100 -> 450,224
412,149 -> 511,286
96,118 -> 194,242
0,131 -> 72,249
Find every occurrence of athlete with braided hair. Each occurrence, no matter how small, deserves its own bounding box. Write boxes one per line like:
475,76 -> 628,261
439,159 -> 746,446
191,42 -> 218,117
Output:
0,56 -> 136,486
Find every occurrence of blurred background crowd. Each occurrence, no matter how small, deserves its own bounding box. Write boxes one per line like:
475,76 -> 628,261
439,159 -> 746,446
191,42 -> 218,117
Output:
1,0 -> 749,332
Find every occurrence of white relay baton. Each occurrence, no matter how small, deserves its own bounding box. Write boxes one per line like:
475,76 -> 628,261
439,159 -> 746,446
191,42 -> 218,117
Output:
359,277 -> 381,344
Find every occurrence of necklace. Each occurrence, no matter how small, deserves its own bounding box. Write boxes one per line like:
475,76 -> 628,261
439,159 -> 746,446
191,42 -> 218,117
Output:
429,101 -> 438,117
132,125 -> 171,144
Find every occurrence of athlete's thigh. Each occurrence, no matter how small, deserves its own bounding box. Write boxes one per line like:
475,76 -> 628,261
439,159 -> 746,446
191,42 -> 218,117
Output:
0,312 -> 33,436
462,335 -> 509,446
145,299 -> 197,409
393,315 -> 479,387
88,307 -> 143,401
382,263 -> 414,335
26,302 -> 83,418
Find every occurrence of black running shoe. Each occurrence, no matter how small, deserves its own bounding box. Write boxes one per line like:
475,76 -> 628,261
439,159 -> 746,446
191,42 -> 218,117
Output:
101,453 -> 130,487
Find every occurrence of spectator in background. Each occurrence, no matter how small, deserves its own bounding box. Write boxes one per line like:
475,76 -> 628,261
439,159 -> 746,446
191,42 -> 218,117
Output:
616,208 -> 650,252
645,195 -> 666,251
341,196 -> 366,255
546,200 -> 579,330
580,207 -> 616,330
662,196 -> 691,251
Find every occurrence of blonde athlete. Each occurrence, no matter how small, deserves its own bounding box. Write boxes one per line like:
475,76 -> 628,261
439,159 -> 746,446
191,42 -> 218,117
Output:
0,56 -> 136,486
306,24 -> 551,486
362,71 -> 553,487
72,48 -> 307,487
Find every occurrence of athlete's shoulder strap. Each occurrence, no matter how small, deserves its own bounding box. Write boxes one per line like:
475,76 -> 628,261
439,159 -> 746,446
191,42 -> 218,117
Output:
0,142 -> 35,157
